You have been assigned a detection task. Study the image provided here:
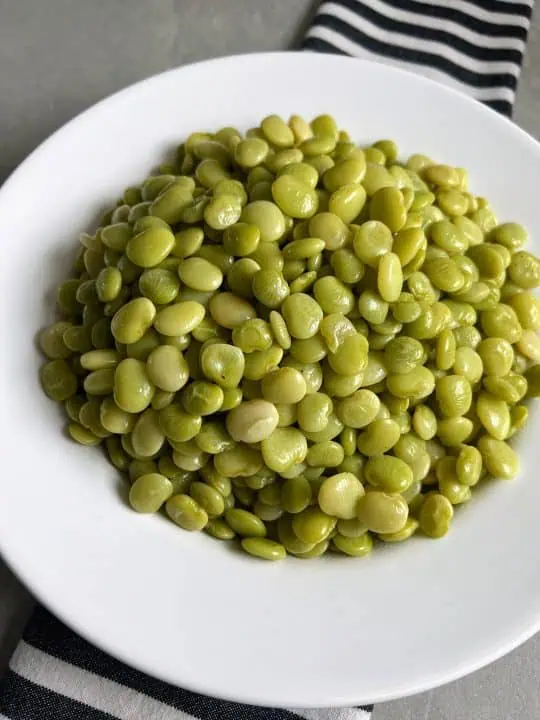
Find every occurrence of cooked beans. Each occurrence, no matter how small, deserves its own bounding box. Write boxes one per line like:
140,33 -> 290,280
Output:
39,113 -> 539,560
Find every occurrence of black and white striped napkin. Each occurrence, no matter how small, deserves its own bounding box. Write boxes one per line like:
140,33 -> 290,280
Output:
0,1 -> 535,718
303,0 -> 534,117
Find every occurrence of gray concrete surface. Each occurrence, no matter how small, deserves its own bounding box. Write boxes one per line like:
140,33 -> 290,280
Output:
0,1 -> 539,718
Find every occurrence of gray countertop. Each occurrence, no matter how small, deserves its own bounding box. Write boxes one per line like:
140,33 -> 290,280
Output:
0,2 -> 539,718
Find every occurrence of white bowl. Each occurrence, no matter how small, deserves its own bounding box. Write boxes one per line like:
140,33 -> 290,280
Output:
0,51 -> 539,708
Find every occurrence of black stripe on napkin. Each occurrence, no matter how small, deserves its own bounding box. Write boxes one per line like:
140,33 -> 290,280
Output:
484,99 -> 514,115
0,673 -> 114,720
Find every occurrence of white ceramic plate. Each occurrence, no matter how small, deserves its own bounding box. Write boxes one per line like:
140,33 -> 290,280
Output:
1,52 -> 540,708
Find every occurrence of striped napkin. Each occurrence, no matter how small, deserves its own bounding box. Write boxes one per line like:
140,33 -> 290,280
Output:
303,0 -> 534,117
0,1 -> 534,718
